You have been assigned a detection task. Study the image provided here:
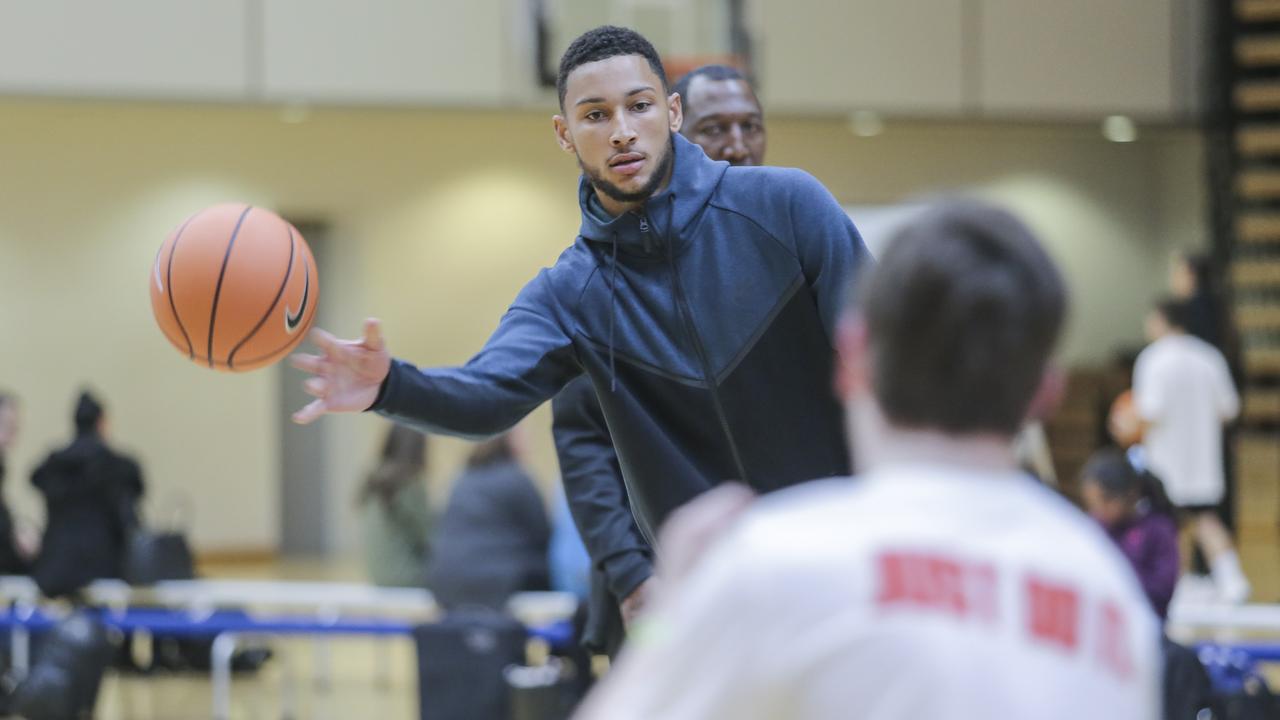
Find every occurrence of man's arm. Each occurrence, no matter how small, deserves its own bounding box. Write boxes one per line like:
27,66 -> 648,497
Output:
785,170 -> 873,338
552,377 -> 654,617
294,271 -> 580,437
1214,352 -> 1240,421
1131,352 -> 1166,423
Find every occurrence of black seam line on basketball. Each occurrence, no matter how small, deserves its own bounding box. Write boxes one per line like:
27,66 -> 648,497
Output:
236,325 -> 309,364
166,213 -> 200,358
207,205 -> 254,369
227,224 -> 296,370
233,260 -> 315,366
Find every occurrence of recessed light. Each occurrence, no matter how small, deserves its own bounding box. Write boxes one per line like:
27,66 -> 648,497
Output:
848,111 -> 884,138
1102,115 -> 1137,143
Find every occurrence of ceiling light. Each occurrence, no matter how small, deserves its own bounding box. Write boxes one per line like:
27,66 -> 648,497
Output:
848,111 -> 884,138
279,102 -> 311,125
1102,115 -> 1137,143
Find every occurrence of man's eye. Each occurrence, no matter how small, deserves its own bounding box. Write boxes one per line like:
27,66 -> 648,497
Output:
701,125 -> 724,136
632,102 -> 651,112
585,111 -> 606,121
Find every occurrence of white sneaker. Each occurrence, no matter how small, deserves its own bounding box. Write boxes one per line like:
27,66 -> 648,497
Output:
1210,552 -> 1251,604
1170,573 -> 1219,609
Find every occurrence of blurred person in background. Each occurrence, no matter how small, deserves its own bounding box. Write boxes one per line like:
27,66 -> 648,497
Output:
31,391 -> 144,597
577,200 -> 1159,720
672,64 -> 765,167
0,392 -> 32,574
1170,252 -> 1232,356
1131,299 -> 1246,603
1169,251 -> 1243,587
1080,449 -> 1179,620
426,426 -> 551,610
1080,449 -> 1214,720
548,490 -> 591,601
551,62 -> 769,654
358,423 -> 432,588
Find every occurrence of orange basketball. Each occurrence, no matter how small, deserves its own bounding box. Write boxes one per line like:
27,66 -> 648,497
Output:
1108,389 -> 1143,448
150,203 -> 318,372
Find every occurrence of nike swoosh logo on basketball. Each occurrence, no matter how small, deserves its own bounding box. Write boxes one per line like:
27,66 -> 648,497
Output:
285,262 -> 310,333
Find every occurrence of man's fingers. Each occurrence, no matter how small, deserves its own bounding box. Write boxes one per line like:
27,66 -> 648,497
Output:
292,399 -> 328,425
303,378 -> 328,399
309,328 -> 342,356
363,318 -> 385,352
289,353 -> 326,374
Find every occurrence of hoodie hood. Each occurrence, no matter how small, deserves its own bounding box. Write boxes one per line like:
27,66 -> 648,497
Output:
576,133 -> 728,253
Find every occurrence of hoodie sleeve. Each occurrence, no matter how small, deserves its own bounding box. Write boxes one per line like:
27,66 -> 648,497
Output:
785,170 -> 873,338
372,270 -> 580,438
552,376 -> 654,601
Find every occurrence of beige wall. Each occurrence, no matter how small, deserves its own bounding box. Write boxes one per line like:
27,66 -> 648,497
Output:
0,99 -> 1206,557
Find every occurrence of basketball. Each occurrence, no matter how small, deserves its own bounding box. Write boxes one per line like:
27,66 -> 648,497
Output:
150,203 -> 318,372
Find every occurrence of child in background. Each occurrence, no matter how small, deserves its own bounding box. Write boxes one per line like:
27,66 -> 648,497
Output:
1081,449 -> 1180,619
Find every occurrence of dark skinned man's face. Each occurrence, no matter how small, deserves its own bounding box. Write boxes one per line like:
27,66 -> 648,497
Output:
680,76 -> 765,166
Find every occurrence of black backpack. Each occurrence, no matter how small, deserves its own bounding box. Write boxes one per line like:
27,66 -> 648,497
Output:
11,612 -> 116,720
414,608 -> 527,720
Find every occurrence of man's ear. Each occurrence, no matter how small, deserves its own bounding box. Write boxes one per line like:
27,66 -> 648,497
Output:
1025,363 -> 1066,422
552,114 -> 575,154
834,315 -> 871,402
668,91 -> 683,134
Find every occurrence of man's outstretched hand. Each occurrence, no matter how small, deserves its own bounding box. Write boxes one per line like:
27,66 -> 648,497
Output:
290,318 -> 392,424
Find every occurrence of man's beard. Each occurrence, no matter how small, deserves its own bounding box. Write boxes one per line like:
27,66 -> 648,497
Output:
581,133 -> 675,206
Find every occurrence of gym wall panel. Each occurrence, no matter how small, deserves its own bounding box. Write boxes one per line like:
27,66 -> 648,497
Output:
0,0 -> 250,99
259,0 -> 509,106
755,0 -> 968,115
979,0 -> 1176,119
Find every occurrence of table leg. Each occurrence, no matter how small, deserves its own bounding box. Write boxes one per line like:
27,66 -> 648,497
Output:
211,632 -> 239,720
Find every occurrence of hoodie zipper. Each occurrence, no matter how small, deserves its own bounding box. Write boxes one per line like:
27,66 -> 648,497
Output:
646,214 -> 751,484
638,214 -> 653,254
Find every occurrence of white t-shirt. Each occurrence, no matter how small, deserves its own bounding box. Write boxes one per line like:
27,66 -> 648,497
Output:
1133,334 -> 1239,506
583,466 -> 1160,720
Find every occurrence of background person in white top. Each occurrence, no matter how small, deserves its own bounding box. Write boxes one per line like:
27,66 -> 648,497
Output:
1132,298 -> 1245,602
575,200 -> 1160,720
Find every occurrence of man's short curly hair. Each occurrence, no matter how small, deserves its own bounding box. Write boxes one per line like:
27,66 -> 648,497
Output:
557,26 -> 668,110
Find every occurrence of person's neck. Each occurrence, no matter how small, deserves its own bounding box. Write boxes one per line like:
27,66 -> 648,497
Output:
865,427 -> 1018,475
851,401 -> 1019,476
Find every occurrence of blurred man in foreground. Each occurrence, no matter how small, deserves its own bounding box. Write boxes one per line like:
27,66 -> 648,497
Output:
577,200 -> 1160,719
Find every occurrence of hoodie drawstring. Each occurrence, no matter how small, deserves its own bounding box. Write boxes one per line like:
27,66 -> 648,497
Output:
609,231 -> 619,393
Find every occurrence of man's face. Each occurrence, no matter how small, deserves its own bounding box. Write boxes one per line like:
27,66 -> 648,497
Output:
1081,481 -> 1130,528
681,76 -> 765,166
554,55 -> 682,215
